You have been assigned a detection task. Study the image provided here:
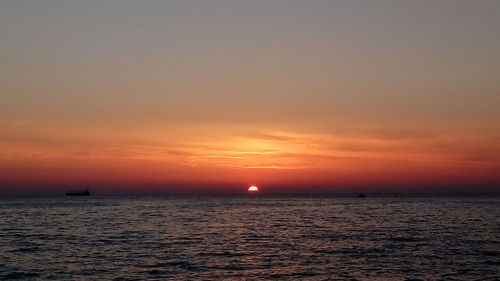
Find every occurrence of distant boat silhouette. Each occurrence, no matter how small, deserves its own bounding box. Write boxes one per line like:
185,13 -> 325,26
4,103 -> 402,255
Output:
65,190 -> 90,196
357,193 -> 366,198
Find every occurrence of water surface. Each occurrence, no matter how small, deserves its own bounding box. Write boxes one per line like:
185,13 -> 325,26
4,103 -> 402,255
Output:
0,196 -> 498,280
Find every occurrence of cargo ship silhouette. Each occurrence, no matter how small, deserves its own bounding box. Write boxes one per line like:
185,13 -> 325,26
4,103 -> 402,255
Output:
65,190 -> 90,196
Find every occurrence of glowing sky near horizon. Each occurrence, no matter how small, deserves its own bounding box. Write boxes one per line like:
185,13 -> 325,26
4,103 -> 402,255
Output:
1,0 -> 500,194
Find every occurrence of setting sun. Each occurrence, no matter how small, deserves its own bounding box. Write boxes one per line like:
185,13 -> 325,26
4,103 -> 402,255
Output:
247,185 -> 259,192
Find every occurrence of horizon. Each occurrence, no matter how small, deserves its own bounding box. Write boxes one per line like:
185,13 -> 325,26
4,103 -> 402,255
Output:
2,184 -> 499,197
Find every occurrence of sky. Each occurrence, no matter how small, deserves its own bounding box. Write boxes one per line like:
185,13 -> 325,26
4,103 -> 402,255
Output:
1,0 -> 500,195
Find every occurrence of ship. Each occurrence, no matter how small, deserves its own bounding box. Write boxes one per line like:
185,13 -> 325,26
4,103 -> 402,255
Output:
65,190 -> 90,196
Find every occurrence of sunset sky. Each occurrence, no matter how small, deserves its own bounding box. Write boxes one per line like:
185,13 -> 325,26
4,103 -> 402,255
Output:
1,0 -> 500,195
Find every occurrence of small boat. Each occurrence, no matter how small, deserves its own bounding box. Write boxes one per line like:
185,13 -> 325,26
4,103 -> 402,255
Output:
65,190 -> 90,196
357,193 -> 366,198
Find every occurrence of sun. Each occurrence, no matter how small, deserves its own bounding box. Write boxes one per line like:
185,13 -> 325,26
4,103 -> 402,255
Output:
247,185 -> 259,192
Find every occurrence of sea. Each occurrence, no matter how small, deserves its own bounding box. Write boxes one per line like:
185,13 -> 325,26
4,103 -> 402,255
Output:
0,195 -> 498,280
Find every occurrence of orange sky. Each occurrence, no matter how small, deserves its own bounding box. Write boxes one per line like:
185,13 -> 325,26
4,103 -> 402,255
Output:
1,120 -> 499,194
1,1 -> 500,194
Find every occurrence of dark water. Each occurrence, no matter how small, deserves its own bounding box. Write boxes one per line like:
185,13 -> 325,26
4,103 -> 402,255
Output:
0,196 -> 499,280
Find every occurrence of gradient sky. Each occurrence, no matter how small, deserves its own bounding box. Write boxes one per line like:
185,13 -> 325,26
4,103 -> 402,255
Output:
1,0 -> 500,194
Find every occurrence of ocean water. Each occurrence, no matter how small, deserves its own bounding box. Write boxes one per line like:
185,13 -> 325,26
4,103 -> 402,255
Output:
0,196 -> 499,280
